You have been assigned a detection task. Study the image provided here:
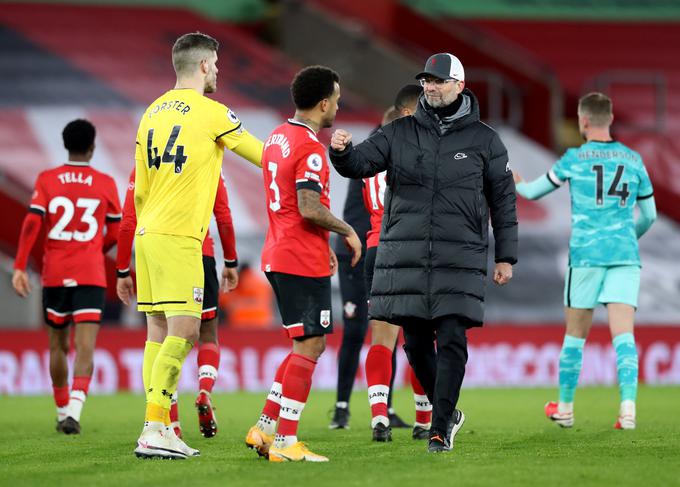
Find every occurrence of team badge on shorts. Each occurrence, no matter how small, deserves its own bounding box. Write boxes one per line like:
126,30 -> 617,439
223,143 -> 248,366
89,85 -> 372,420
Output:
193,287 -> 204,304
320,309 -> 331,328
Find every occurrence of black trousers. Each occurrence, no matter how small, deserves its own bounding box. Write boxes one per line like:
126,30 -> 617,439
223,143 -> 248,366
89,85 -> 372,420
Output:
335,255 -> 397,406
402,315 -> 469,433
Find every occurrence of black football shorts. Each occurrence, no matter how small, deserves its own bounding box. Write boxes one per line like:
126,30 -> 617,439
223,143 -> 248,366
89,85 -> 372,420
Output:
42,285 -> 105,328
265,271 -> 333,339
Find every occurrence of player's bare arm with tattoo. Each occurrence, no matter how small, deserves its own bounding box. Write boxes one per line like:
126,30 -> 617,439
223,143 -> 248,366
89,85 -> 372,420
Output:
298,188 -> 362,267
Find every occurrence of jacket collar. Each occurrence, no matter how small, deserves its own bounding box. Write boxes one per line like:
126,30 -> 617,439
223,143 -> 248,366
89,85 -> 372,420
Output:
414,88 -> 480,134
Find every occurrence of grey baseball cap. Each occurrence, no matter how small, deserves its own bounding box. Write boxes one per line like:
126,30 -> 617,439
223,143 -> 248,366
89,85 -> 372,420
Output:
415,53 -> 465,81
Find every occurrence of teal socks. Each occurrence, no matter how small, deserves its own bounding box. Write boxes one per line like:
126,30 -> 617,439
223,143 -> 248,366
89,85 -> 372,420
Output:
559,335 -> 586,403
613,332 -> 638,402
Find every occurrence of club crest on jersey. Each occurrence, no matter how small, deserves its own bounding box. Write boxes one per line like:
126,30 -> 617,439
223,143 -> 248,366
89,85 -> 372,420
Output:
320,309 -> 331,328
193,287 -> 204,304
307,153 -> 323,172
227,109 -> 240,125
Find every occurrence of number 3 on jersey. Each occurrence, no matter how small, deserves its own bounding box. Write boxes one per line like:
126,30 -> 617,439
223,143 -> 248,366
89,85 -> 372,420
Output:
147,125 -> 187,174
268,161 -> 281,212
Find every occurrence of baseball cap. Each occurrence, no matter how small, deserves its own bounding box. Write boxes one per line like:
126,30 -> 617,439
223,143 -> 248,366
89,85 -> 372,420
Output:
415,53 -> 465,82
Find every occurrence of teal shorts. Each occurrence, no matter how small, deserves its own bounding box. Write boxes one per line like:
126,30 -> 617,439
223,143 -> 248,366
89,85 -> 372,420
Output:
564,266 -> 640,309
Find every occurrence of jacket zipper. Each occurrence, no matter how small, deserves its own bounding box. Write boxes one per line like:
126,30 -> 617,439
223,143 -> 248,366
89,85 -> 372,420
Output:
427,138 -> 440,320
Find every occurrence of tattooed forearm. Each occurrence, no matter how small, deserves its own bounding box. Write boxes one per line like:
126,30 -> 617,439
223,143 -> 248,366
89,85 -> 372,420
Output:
297,189 -> 352,236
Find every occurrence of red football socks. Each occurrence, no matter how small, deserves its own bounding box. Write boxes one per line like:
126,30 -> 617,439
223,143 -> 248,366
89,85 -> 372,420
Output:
197,342 -> 220,393
72,376 -> 91,395
262,352 -> 292,420
277,353 -> 316,437
411,367 -> 432,426
53,385 -> 70,408
366,345 -> 392,426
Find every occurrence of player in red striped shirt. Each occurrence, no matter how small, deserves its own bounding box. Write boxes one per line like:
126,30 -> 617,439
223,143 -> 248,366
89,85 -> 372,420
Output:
361,86 -> 434,442
116,167 -> 238,439
12,119 -> 122,435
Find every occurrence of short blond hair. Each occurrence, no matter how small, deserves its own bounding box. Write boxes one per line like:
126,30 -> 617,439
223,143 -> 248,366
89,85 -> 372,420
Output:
578,92 -> 613,127
172,32 -> 219,77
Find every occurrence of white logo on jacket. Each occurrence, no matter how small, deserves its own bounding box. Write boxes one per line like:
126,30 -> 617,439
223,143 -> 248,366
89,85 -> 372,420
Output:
454,153 -> 468,160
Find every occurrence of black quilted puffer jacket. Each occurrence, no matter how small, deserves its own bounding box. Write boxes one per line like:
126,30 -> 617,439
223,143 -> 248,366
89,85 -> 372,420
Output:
329,89 -> 517,326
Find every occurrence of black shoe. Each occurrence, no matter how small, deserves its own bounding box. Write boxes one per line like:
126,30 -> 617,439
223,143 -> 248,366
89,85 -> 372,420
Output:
329,407 -> 350,429
412,425 -> 430,440
388,412 -> 410,429
56,419 -> 65,433
445,409 -> 465,449
372,422 -> 392,442
61,417 -> 81,435
427,430 -> 450,452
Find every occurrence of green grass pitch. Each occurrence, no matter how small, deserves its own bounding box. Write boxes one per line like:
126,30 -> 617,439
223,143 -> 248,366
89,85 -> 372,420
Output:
1,387 -> 678,486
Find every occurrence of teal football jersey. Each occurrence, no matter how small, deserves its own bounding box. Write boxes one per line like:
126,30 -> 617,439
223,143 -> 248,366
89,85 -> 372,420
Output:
548,140 -> 654,267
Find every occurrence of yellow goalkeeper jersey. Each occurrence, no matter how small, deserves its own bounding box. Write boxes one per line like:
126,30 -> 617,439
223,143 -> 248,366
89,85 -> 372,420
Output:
134,88 -> 263,241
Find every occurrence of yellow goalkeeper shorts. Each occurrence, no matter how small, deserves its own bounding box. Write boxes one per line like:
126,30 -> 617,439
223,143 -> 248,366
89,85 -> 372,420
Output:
135,231 -> 204,317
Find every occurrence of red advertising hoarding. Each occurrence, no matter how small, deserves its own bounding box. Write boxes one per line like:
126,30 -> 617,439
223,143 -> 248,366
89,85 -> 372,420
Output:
1,326 -> 679,395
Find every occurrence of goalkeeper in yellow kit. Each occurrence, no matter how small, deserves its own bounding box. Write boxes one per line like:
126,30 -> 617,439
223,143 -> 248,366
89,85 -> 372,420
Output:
132,32 -> 263,459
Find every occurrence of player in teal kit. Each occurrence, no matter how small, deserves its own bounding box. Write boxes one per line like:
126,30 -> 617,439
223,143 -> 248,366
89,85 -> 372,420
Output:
514,93 -> 657,430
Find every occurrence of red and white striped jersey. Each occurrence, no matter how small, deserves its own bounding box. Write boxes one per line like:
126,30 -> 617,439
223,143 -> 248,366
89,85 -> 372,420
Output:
362,171 -> 387,249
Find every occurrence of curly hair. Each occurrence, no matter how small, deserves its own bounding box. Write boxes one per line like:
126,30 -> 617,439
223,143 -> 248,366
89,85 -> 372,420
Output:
290,65 -> 340,110
62,119 -> 96,154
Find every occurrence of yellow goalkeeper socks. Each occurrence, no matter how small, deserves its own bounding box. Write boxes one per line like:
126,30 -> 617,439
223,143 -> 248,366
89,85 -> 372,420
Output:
143,341 -> 162,399
146,336 -> 193,423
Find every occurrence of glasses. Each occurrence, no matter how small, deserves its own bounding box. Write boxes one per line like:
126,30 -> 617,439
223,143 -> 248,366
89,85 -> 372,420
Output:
419,78 -> 456,87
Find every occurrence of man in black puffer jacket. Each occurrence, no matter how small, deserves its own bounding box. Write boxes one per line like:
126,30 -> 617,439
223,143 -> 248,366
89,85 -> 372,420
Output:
329,53 -> 518,453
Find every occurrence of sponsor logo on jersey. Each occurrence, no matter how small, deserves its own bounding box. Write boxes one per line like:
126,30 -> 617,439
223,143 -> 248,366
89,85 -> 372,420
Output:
304,171 -> 321,182
227,109 -> 240,125
193,287 -> 204,304
320,309 -> 331,328
454,152 -> 468,160
307,153 -> 323,171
